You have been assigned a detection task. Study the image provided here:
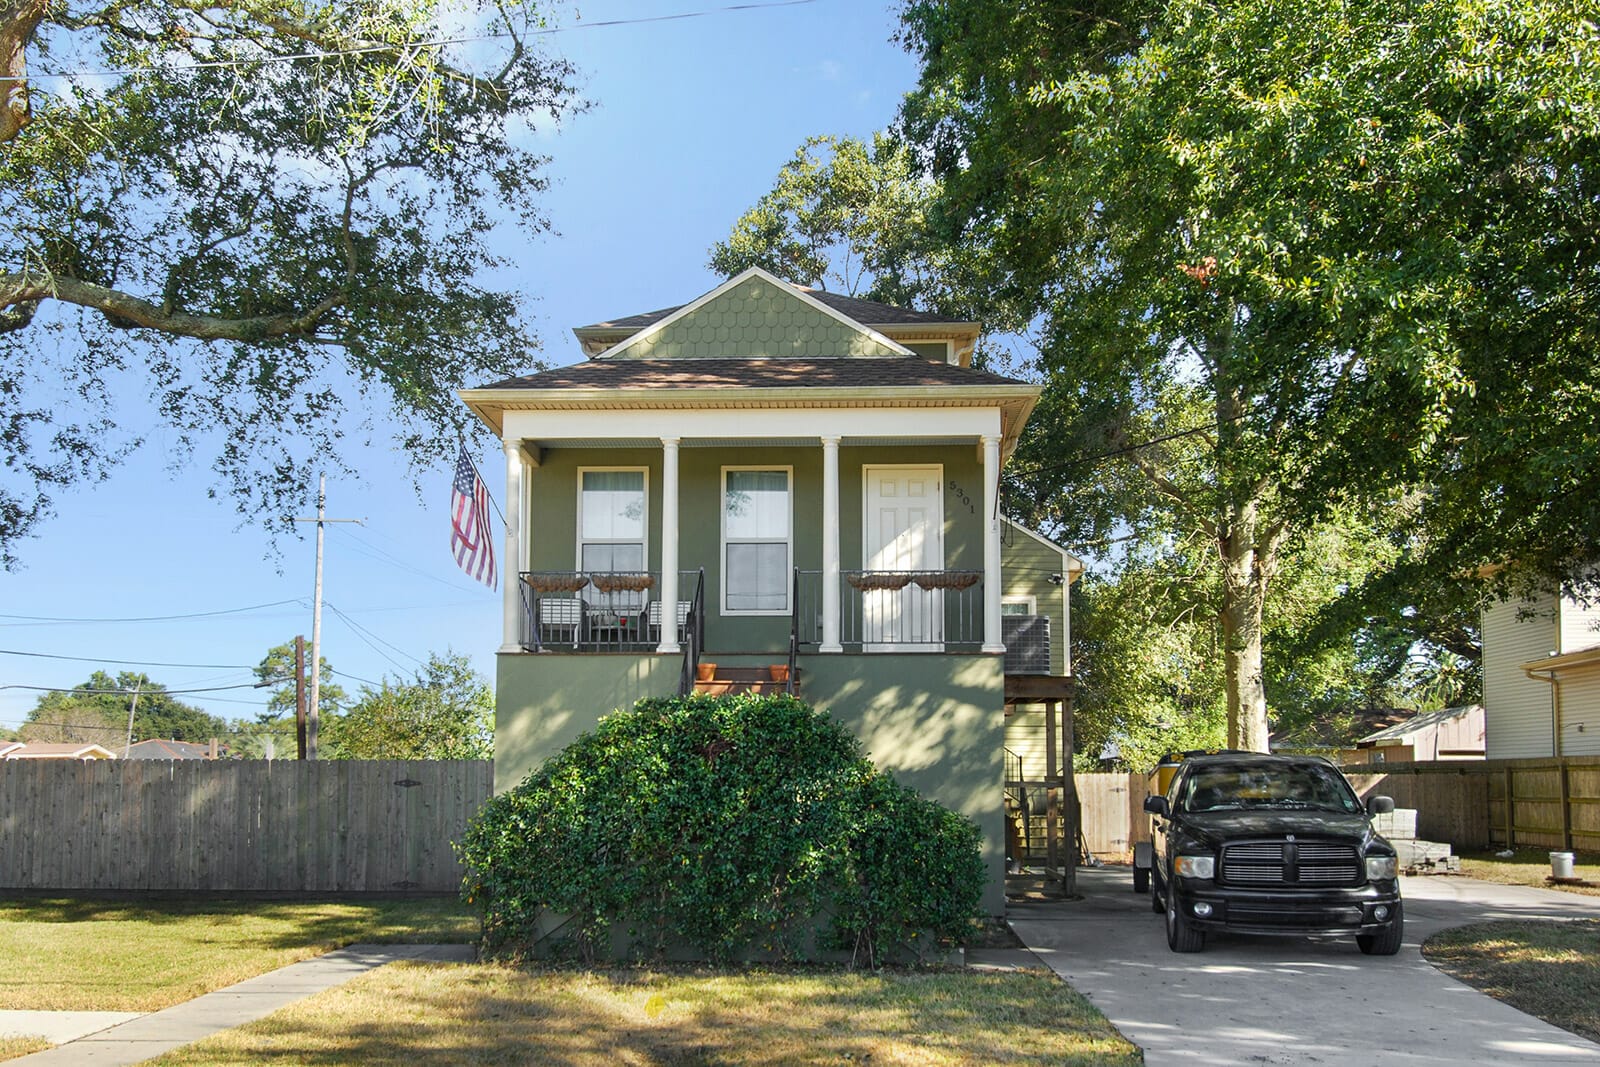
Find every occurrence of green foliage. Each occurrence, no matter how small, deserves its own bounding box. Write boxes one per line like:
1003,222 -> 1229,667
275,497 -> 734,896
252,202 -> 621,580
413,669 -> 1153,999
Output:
458,694 -> 984,966
0,0 -> 581,565
23,671 -> 226,746
229,640 -> 348,758
331,651 -> 492,760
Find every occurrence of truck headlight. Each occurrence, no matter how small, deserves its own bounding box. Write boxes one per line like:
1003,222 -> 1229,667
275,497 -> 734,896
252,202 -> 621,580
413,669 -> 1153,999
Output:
1366,855 -> 1398,881
1175,855 -> 1215,879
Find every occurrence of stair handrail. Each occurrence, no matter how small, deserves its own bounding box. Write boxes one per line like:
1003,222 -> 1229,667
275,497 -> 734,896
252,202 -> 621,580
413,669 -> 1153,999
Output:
679,568 -> 706,695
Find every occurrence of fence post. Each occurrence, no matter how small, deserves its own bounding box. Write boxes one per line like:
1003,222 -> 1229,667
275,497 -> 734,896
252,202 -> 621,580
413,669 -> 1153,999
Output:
1503,766 -> 1516,849
1560,760 -> 1574,852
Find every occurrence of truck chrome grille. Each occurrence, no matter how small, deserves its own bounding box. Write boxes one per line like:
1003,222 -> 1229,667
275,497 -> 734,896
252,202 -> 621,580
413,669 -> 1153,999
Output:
1219,839 -> 1362,887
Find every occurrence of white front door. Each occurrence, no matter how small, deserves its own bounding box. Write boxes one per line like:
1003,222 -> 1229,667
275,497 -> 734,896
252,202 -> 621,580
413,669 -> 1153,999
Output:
863,465 -> 943,649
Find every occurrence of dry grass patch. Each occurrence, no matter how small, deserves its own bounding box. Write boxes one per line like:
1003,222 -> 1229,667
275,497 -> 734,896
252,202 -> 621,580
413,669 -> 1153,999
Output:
1455,849 -> 1600,897
1424,919 -> 1600,1043
143,962 -> 1142,1066
0,897 -> 475,1012
0,1036 -> 52,1062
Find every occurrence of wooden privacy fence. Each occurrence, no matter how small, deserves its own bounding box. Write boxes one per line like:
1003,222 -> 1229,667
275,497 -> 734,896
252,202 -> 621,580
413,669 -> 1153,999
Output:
1075,758 -> 1600,859
0,759 -> 493,893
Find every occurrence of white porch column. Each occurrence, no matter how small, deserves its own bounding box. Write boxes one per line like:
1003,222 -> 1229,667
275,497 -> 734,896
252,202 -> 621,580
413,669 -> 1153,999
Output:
500,439 -> 524,653
657,436 -> 682,653
820,435 -> 842,652
981,434 -> 1005,654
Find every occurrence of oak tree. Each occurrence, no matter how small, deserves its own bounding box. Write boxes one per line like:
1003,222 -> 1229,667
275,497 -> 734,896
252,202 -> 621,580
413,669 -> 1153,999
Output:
0,0 -> 580,565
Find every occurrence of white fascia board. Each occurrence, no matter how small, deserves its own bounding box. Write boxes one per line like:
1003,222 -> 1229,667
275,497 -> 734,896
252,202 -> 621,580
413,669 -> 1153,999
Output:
499,405 -> 1003,442
595,267 -> 916,359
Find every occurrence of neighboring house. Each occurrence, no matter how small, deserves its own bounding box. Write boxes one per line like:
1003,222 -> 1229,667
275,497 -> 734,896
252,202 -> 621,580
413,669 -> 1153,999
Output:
1482,586 -> 1600,758
122,739 -> 223,760
1348,705 -> 1486,764
2,742 -> 117,760
460,267 -> 1082,912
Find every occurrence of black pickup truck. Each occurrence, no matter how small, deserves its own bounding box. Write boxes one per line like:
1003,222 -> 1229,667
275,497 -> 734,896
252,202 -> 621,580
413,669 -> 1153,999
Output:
1138,752 -> 1403,955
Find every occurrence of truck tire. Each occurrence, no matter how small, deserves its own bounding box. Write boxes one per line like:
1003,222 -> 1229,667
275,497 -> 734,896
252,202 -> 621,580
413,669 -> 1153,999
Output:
1357,903 -> 1404,956
1134,865 -> 1150,894
1166,892 -> 1205,952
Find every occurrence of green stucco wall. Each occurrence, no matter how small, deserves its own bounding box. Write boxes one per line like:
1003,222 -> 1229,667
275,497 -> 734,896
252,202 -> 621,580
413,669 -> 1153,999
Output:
524,444 -> 986,652
613,275 -> 906,359
495,652 -> 682,792
494,650 -> 1008,915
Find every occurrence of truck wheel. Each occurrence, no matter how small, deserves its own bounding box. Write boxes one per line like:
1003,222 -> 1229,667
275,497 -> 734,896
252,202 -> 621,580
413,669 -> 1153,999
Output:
1357,903 -> 1404,956
1134,865 -> 1150,894
1151,869 -> 1165,913
1166,892 -> 1205,952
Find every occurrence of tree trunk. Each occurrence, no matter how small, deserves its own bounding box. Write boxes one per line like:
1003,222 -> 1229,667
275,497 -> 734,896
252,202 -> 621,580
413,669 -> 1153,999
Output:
1,0 -> 48,144
1219,529 -> 1271,751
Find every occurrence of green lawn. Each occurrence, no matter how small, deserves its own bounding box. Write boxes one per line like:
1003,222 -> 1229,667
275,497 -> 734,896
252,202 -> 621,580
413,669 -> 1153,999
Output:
1456,849 -> 1600,897
1424,919 -> 1600,1045
0,896 -> 476,1012
141,961 -> 1143,1066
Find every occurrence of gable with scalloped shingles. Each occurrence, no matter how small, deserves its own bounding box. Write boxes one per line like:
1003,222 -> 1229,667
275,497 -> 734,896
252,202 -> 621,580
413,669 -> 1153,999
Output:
608,274 -> 906,359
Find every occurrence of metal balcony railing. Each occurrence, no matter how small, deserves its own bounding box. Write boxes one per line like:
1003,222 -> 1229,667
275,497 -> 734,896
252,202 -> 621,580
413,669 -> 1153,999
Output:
518,570 -> 701,653
794,569 -> 985,650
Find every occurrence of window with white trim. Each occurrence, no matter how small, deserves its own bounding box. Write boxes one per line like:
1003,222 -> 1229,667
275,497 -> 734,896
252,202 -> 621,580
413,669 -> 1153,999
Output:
578,468 -> 647,575
1001,596 -> 1038,617
722,467 -> 791,613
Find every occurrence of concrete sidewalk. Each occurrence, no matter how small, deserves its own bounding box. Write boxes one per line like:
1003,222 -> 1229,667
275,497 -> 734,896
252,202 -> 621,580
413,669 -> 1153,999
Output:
3,943 -> 474,1066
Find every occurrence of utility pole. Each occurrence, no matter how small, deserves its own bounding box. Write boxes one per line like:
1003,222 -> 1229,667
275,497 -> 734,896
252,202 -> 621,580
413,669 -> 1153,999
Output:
122,681 -> 141,758
292,476 -> 362,759
294,635 -> 308,760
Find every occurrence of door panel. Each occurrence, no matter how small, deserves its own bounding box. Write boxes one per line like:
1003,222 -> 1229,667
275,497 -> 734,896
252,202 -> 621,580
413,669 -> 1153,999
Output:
864,466 -> 942,648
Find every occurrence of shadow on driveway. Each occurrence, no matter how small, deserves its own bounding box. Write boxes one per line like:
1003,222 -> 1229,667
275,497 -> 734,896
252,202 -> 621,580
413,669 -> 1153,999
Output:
1009,866 -> 1600,1066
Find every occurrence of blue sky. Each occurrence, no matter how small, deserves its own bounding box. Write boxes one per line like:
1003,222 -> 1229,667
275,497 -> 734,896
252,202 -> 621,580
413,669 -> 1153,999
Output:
0,0 -> 920,732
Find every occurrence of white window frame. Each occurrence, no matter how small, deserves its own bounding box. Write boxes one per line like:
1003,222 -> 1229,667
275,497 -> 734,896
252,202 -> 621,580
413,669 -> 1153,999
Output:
1002,595 -> 1038,616
575,466 -> 650,574
721,464 -> 794,616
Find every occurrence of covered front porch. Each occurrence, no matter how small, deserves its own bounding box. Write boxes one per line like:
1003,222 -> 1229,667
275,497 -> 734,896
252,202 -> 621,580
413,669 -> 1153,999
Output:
491,407 -> 1020,662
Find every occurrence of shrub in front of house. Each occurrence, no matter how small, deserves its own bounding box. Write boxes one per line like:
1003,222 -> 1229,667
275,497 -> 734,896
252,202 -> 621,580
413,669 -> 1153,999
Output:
457,692 -> 984,966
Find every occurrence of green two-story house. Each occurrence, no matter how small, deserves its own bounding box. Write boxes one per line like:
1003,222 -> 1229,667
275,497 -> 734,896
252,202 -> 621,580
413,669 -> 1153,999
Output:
461,268 -> 1080,911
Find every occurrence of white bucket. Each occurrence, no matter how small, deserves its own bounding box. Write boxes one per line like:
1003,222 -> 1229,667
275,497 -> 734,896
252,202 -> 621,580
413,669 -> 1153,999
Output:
1551,851 -> 1576,879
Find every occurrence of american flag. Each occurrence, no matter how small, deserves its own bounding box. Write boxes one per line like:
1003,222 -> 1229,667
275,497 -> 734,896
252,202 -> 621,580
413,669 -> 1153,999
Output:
451,444 -> 497,588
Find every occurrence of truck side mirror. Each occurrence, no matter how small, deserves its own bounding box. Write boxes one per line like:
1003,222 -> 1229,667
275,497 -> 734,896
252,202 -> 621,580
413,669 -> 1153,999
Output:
1143,795 -> 1170,816
1367,795 -> 1395,815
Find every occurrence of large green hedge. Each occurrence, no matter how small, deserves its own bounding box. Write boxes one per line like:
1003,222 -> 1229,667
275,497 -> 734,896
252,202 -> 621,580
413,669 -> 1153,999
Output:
458,693 -> 985,965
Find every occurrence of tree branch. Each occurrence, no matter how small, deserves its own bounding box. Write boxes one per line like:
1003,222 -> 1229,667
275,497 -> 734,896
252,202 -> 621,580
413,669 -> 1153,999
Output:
2,269 -> 344,342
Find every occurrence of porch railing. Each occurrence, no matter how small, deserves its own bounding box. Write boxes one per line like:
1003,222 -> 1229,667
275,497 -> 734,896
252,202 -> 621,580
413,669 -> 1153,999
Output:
794,569 -> 985,650
518,570 -> 701,653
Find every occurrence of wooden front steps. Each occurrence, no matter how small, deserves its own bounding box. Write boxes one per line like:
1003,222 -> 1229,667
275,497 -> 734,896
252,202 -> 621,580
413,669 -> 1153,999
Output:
693,665 -> 796,697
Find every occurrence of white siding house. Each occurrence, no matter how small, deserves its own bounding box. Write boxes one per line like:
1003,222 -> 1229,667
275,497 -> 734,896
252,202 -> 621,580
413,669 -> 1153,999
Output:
1482,587 -> 1600,758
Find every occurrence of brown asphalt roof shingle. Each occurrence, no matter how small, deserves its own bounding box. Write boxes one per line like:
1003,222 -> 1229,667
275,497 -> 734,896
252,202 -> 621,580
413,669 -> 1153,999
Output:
580,288 -> 962,331
478,358 -> 1029,392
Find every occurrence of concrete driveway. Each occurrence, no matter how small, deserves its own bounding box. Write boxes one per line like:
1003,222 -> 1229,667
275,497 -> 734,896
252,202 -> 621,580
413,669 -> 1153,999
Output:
1010,866 -> 1600,1065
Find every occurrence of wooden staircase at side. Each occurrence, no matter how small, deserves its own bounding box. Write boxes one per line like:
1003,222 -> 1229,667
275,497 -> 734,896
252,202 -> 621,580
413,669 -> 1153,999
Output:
692,663 -> 797,697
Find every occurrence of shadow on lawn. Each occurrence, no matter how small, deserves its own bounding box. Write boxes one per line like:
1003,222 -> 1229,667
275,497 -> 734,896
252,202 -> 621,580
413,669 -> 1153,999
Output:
0,896 -> 477,944
154,965 -> 1140,1067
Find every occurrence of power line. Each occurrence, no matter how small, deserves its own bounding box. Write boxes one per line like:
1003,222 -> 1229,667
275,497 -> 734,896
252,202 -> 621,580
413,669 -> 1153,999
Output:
0,681 -> 271,696
331,668 -> 383,688
6,0 -> 818,82
0,599 -> 304,625
324,602 -> 419,674
0,648 -> 255,669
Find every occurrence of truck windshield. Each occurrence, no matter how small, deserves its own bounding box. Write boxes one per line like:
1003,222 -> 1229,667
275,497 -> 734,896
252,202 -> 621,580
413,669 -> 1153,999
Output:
1178,764 -> 1361,814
